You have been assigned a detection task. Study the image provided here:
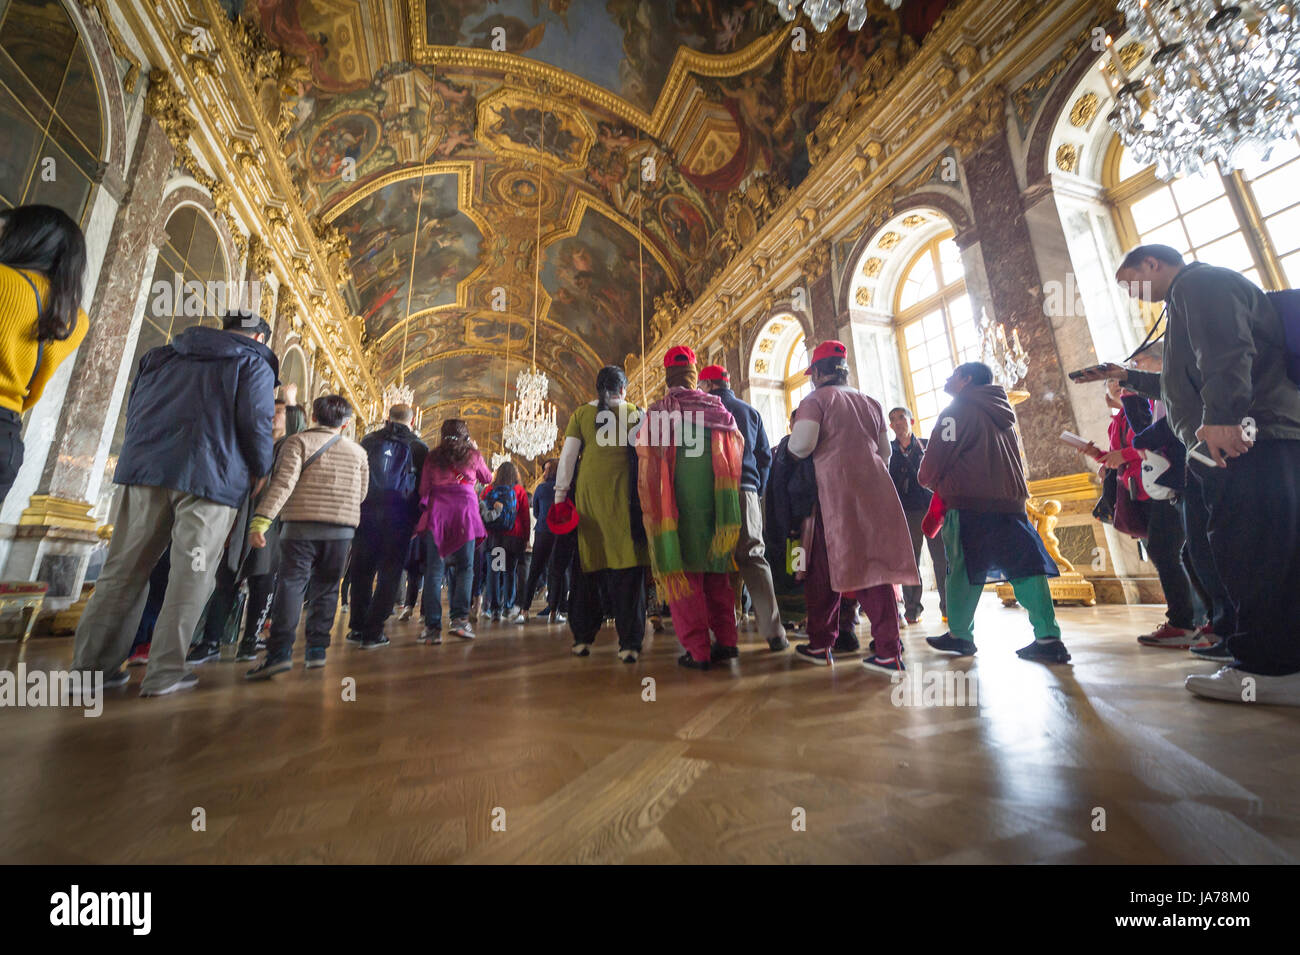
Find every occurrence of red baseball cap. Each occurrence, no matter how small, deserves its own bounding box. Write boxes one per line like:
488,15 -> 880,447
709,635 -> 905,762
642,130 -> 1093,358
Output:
698,364 -> 729,382
664,345 -> 696,368
804,339 -> 848,375
546,499 -> 579,534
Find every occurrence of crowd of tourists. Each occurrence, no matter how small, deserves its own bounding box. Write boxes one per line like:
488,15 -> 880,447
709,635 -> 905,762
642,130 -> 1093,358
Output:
2,201 -> 1296,705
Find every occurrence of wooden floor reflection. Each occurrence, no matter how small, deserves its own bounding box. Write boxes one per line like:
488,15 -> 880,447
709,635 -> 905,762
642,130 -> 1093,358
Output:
2,594 -> 1298,864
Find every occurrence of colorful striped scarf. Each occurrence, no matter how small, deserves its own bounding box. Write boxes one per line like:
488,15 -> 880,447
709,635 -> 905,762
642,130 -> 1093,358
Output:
635,388 -> 743,602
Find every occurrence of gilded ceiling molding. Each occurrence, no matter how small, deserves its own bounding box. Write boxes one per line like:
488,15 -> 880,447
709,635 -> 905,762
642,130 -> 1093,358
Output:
407,1 -> 790,135
76,0 -> 141,93
475,86 -> 596,173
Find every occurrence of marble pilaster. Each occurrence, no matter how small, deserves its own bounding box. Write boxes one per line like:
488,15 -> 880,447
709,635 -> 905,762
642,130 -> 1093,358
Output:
961,132 -> 1081,480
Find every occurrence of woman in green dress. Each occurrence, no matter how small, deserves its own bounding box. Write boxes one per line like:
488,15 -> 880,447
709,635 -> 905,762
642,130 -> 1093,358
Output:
554,365 -> 649,661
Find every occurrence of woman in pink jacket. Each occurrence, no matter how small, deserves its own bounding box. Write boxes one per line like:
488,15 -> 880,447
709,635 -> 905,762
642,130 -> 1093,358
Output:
415,419 -> 492,642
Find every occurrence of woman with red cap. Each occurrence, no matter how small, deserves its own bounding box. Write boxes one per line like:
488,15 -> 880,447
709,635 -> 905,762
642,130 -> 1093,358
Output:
637,346 -> 745,669
786,340 -> 920,671
555,365 -> 649,661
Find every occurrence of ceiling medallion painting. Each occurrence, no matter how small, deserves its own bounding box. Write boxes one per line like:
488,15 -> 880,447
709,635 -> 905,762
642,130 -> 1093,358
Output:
476,88 -> 595,171
308,110 -> 383,183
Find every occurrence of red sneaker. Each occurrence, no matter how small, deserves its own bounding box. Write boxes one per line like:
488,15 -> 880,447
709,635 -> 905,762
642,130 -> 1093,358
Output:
127,643 -> 150,666
1188,626 -> 1219,651
1137,624 -> 1194,648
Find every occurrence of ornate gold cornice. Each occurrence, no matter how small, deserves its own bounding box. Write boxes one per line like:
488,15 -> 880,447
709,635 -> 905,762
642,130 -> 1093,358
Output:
949,83 -> 1009,157
178,0 -> 377,410
246,234 -> 273,279
144,70 -> 193,143
799,239 -> 833,281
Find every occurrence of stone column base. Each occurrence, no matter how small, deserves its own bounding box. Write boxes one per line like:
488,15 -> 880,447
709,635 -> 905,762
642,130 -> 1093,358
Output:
1,495 -> 106,613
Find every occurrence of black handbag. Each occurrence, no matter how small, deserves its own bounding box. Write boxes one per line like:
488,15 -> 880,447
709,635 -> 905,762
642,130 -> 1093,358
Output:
1092,468 -> 1117,524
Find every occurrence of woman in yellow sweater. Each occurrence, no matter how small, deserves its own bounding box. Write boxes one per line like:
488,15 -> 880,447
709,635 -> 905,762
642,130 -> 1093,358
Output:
0,205 -> 89,507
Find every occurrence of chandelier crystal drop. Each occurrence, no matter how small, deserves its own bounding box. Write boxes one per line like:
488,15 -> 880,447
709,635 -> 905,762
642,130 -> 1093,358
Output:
767,0 -> 900,34
502,368 -> 558,459
977,308 -> 1030,391
1105,0 -> 1300,180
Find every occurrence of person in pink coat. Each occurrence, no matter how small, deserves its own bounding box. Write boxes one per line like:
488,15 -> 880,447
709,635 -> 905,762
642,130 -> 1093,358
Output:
414,418 -> 492,642
786,340 -> 920,672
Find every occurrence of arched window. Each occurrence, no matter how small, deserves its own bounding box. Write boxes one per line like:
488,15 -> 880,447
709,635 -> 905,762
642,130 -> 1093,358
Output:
748,314 -> 808,440
1107,133 -> 1300,291
0,0 -> 104,223
895,234 -> 980,437
784,333 -> 811,418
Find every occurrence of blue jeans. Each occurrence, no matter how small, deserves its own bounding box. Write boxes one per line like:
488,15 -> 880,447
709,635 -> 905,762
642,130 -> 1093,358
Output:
423,536 -> 473,629
483,532 -> 519,612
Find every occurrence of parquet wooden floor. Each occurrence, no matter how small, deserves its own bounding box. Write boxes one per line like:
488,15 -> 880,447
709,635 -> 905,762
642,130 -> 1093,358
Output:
2,594 -> 1298,864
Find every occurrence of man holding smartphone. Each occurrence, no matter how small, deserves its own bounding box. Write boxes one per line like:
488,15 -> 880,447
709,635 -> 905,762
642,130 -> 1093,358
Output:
1080,244 -> 1300,705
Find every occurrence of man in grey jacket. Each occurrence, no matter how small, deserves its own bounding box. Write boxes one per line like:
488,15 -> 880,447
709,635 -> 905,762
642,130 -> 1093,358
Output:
1106,244 -> 1300,705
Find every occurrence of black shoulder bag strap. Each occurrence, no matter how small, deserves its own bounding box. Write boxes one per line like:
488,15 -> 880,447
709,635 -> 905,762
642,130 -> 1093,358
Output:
14,269 -> 46,394
301,432 -> 342,472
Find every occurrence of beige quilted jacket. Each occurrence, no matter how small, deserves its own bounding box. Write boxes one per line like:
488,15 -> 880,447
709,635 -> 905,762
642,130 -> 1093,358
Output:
255,426 -> 369,527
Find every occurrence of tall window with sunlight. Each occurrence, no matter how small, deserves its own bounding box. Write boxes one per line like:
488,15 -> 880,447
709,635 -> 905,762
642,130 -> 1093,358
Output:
785,334 -> 812,418
1109,134 -> 1300,291
896,234 -> 980,437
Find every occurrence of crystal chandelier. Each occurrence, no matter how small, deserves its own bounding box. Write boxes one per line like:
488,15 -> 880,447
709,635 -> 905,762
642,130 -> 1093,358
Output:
490,451 -> 511,473
379,381 -> 421,431
1104,0 -> 1300,180
767,0 -> 902,33
500,163 -> 559,460
977,308 -> 1029,391
503,368 -> 558,458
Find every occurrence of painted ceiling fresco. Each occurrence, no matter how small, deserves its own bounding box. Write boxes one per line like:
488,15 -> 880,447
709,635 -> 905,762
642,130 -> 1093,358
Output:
331,172 -> 483,341
421,0 -> 777,114
226,0 -> 954,432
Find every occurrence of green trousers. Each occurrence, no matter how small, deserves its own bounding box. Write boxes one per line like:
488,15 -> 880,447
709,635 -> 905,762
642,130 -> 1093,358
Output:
942,509 -> 1060,644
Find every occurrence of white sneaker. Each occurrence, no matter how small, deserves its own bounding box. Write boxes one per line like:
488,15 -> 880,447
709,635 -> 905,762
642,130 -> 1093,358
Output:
552,612 -> 567,623
617,648 -> 639,663
450,619 -> 475,640
510,610 -> 527,624
398,607 -> 413,622
139,672 -> 199,697
1185,666 -> 1300,706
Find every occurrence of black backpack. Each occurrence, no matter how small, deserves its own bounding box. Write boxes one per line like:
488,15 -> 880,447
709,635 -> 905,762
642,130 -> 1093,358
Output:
366,434 -> 418,504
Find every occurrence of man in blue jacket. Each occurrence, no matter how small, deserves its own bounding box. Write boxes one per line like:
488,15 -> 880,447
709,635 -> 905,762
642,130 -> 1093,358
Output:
699,364 -> 786,651
73,310 -> 277,697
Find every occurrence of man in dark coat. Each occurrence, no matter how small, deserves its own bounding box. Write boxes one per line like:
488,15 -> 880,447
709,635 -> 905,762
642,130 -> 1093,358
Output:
1108,245 -> 1300,704
346,404 -> 428,648
699,364 -> 786,650
73,310 -> 277,696
888,406 -> 948,624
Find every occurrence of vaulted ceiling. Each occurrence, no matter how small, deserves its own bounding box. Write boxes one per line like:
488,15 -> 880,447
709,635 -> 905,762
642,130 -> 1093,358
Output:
226,0 -> 952,453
